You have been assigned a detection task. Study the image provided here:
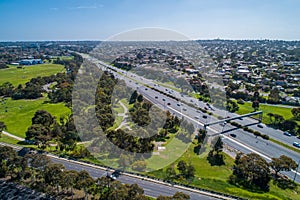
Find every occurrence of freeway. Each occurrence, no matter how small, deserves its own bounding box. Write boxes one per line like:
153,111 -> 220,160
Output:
94,56 -> 300,149
82,54 -> 300,183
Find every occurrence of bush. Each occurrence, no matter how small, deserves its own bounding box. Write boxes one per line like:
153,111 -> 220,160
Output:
237,99 -> 245,105
261,134 -> 269,140
253,131 -> 262,137
243,127 -> 250,131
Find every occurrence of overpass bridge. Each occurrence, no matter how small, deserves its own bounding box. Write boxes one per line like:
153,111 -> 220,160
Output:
203,111 -> 263,131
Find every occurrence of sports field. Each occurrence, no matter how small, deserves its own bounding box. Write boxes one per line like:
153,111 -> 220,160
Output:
0,64 -> 65,86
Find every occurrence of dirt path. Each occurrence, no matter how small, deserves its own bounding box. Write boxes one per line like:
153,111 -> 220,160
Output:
116,101 -> 132,130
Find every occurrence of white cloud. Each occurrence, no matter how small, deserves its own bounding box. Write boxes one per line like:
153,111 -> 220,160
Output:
68,4 -> 103,10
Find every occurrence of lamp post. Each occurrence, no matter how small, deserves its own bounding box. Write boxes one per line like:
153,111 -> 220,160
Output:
293,159 -> 300,182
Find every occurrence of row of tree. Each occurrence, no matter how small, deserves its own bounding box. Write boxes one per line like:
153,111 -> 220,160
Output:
230,152 -> 298,191
267,112 -> 300,135
0,146 -> 189,199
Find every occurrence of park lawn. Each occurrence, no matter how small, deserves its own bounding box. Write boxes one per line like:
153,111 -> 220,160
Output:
235,101 -> 299,125
0,64 -> 65,86
0,97 -> 71,138
146,134 -> 191,171
147,143 -> 300,200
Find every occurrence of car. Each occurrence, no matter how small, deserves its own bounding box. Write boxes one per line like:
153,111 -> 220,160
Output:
183,108 -> 187,111
293,142 -> 300,148
204,107 -> 208,110
177,103 -> 180,106
230,133 -> 237,138
283,132 -> 292,136
203,115 -> 208,119
162,98 -> 166,101
195,116 -> 199,119
220,122 -> 227,126
257,124 -> 263,128
155,96 -> 158,99
108,170 -> 121,180
167,102 -> 171,105
145,88 -> 148,90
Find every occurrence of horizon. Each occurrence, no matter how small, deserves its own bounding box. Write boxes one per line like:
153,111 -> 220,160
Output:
1,38 -> 300,42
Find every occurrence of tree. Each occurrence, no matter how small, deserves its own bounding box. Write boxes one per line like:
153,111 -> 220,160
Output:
252,100 -> 260,111
165,165 -> 177,181
197,129 -> 207,143
26,124 -> 51,149
172,192 -> 190,200
127,183 -> 144,199
0,82 -> 14,96
75,170 -> 94,199
60,170 -> 79,197
137,94 -> 143,102
0,121 -> 7,138
185,164 -> 195,179
231,153 -> 271,191
177,160 -> 187,175
213,137 -> 223,154
157,192 -> 190,200
268,88 -> 280,104
44,163 -> 65,193
270,155 -> 298,177
129,90 -> 138,104
292,107 -> 300,120
281,120 -> 297,133
0,146 -> 18,178
32,110 -> 54,127
226,100 -> 239,112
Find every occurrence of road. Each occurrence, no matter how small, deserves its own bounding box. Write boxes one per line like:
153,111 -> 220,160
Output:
50,157 -> 224,200
0,142 -> 231,200
82,54 -> 300,183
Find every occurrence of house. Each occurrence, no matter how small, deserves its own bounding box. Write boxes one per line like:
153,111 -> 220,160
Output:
19,59 -> 43,65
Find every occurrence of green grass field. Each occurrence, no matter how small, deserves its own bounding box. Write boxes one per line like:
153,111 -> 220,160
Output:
0,97 -> 71,138
147,143 -> 300,200
0,134 -> 20,144
235,101 -> 299,125
0,64 -> 65,86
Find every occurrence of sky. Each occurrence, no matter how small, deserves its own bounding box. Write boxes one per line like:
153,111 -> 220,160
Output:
0,0 -> 299,41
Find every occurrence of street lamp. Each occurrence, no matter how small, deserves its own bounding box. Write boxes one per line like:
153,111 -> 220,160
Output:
293,159 -> 300,182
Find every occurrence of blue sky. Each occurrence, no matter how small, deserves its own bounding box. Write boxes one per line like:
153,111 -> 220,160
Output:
0,0 -> 299,41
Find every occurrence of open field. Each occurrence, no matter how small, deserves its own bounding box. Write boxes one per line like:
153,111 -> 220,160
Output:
235,101 -> 299,125
0,97 -> 71,138
0,64 -> 65,86
147,143 -> 300,200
